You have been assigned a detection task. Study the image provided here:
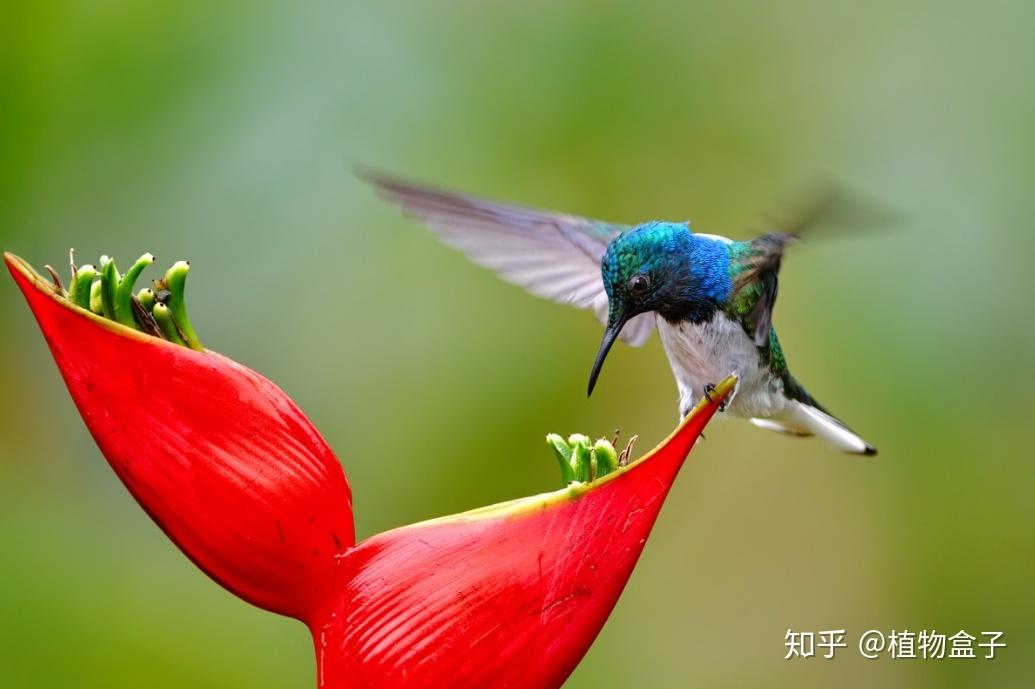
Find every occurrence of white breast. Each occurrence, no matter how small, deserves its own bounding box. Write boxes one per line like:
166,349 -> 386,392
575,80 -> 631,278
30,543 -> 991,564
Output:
655,314 -> 788,420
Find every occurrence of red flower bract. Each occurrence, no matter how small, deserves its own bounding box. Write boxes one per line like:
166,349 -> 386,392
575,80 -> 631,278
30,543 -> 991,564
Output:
6,253 -> 355,621
7,251 -> 734,689
314,395 -> 722,689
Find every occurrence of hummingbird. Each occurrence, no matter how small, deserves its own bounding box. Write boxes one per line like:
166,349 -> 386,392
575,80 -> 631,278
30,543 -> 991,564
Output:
367,173 -> 877,455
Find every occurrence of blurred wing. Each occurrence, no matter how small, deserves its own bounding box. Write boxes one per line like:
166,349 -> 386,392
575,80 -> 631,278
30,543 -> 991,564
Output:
756,178 -> 903,239
735,180 -> 892,347
366,172 -> 656,346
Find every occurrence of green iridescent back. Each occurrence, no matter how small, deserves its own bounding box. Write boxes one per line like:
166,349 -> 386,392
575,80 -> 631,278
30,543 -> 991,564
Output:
722,239 -> 824,409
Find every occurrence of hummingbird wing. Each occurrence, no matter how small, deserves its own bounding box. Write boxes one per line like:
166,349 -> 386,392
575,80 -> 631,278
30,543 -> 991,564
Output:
730,233 -> 796,347
366,172 -> 656,346
731,182 -> 863,347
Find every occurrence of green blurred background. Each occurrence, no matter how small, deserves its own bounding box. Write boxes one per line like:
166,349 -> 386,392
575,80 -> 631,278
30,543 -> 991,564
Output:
2,1 -> 1033,687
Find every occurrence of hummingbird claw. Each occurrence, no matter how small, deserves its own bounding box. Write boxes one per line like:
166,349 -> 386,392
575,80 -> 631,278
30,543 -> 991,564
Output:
702,383 -> 728,412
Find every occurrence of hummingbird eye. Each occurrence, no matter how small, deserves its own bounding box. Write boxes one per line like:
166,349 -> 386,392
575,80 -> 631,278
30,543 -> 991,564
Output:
628,274 -> 650,296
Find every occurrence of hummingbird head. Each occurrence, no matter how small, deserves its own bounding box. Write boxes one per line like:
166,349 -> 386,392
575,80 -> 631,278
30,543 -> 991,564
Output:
588,222 -> 732,395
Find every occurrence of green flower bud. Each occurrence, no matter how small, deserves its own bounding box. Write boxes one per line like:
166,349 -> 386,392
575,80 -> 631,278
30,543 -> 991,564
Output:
592,439 -> 619,479
136,287 -> 156,312
153,302 -> 186,346
570,437 -> 593,483
70,265 -> 97,309
546,434 -> 575,485
89,279 -> 104,315
99,258 -> 118,320
162,261 -> 203,350
113,253 -> 155,327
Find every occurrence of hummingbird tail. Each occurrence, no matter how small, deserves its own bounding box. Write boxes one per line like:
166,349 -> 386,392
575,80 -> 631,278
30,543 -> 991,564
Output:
750,402 -> 877,456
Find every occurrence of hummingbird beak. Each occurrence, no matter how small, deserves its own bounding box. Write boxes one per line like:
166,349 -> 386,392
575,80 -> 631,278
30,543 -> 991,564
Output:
587,315 -> 627,396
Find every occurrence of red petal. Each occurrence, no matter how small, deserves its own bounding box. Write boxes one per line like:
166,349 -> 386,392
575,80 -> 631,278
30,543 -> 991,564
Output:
312,379 -> 732,689
7,253 -> 354,621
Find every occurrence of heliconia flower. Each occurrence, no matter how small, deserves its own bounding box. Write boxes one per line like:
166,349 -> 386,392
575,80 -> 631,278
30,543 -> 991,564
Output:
6,251 -> 735,689
6,252 -> 354,620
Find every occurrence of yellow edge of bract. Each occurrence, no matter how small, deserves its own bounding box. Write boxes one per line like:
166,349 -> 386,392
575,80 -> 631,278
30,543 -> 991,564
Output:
4,252 -> 201,353
401,374 -> 738,531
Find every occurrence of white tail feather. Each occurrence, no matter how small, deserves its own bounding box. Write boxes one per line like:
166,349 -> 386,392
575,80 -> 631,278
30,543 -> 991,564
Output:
749,417 -> 810,437
750,402 -> 876,455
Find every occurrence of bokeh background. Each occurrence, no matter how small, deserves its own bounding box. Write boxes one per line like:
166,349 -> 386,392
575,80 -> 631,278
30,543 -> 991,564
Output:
2,1 -> 1033,687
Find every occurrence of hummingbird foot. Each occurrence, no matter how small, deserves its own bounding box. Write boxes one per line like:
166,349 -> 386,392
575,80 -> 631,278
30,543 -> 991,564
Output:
702,383 -> 728,413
